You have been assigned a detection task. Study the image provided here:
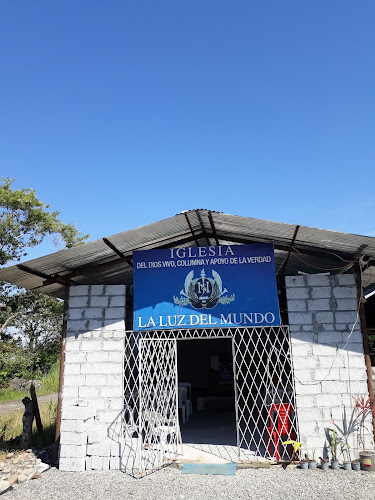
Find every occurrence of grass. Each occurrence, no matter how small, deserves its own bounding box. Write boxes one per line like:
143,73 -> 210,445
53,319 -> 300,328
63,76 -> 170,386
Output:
0,360 -> 60,403
0,400 -> 57,460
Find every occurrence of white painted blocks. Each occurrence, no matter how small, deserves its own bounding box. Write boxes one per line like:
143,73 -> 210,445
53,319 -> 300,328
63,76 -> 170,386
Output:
285,276 -> 305,287
308,299 -> 331,311
286,287 -> 309,299
101,363 -> 123,374
87,426 -> 108,444
297,408 -> 323,422
110,457 -> 121,469
87,442 -> 111,456
317,331 -> 343,344
336,275 -> 355,286
288,313 -> 313,324
97,410 -> 121,423
80,340 -> 102,351
287,273 -> 369,457
315,394 -> 342,407
85,374 -> 107,386
80,363 -> 102,375
322,380 -> 348,394
287,300 -> 307,312
62,386 -> 79,398
311,287 -> 331,298
305,275 -> 330,286
102,339 -> 124,351
333,287 -> 357,299
69,285 -> 89,297
61,432 -> 88,446
65,341 -> 81,352
84,308 -> 104,319
87,351 -> 109,362
59,457 -> 86,472
63,374 -> 86,387
62,405 -> 96,421
107,351 -> 124,362
106,285 -> 125,295
60,284 -> 126,472
65,351 -> 86,363
315,312 -> 333,323
346,356 -> 366,369
335,299 -> 358,310
340,368 -> 367,381
312,344 -> 336,356
105,307 -> 125,319
313,368 -> 340,381
294,396 -> 315,408
89,456 -> 110,470
109,295 -> 125,307
88,319 -> 103,331
67,319 -> 87,332
68,309 -> 84,320
65,364 -> 80,375
100,386 -> 123,398
292,357 -> 318,370
60,444 -> 82,458
91,296 -> 109,307
102,320 -> 125,331
290,344 -> 313,356
90,285 -> 104,295
69,296 -> 89,308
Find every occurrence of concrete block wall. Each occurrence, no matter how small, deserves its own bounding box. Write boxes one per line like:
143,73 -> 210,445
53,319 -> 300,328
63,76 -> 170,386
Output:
286,274 -> 373,460
59,285 -> 126,472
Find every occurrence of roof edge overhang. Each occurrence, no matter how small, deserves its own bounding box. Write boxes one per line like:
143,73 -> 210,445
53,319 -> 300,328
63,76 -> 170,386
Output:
0,209 -> 374,299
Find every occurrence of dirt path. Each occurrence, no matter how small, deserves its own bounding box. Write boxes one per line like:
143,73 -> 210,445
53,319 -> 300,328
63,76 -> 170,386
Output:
0,393 -> 58,416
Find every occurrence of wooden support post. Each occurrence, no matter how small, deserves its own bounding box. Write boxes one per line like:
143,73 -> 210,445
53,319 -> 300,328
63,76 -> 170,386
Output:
30,383 -> 44,447
20,397 -> 34,450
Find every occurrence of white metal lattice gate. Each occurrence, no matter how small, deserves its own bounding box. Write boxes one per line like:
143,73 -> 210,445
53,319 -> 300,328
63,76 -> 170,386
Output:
122,326 -> 299,477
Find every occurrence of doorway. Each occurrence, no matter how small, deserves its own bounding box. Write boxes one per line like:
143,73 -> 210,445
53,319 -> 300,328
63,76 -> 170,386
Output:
122,326 -> 299,476
177,338 -> 238,461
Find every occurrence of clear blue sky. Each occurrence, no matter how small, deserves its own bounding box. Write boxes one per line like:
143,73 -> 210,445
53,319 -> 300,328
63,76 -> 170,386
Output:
1,1 -> 374,261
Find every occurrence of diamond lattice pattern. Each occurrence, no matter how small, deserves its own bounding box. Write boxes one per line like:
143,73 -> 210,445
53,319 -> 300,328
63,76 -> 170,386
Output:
122,327 -> 299,476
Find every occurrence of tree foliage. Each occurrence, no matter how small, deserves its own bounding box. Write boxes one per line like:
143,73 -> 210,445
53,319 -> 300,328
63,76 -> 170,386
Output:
0,177 -> 88,265
0,178 -> 88,384
0,286 -> 64,384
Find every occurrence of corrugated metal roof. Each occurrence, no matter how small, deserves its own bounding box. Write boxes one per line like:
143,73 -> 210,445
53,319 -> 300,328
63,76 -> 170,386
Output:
0,209 -> 374,299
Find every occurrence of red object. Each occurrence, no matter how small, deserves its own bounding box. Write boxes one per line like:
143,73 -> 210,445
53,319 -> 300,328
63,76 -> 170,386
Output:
267,403 -> 294,461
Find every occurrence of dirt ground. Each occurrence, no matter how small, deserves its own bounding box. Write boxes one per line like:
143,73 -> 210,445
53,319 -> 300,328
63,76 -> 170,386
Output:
0,393 -> 58,416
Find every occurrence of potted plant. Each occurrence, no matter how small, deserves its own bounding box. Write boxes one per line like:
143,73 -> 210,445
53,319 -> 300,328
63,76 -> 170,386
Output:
319,456 -> 329,471
307,449 -> 317,470
352,395 -> 375,472
281,440 -> 306,468
342,448 -> 352,471
326,428 -> 340,470
326,427 -> 351,470
299,455 -> 309,470
351,459 -> 361,471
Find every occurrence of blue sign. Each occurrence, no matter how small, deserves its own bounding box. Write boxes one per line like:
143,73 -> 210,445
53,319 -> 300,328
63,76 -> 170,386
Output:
133,243 -> 281,330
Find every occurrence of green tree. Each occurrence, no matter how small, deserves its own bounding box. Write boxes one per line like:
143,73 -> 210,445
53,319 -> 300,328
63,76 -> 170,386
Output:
0,177 -> 88,265
0,178 -> 89,380
0,289 -> 63,382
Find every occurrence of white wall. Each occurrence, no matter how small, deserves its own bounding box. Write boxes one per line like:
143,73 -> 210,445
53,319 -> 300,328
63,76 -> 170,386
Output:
286,274 -> 373,460
59,285 -> 126,472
